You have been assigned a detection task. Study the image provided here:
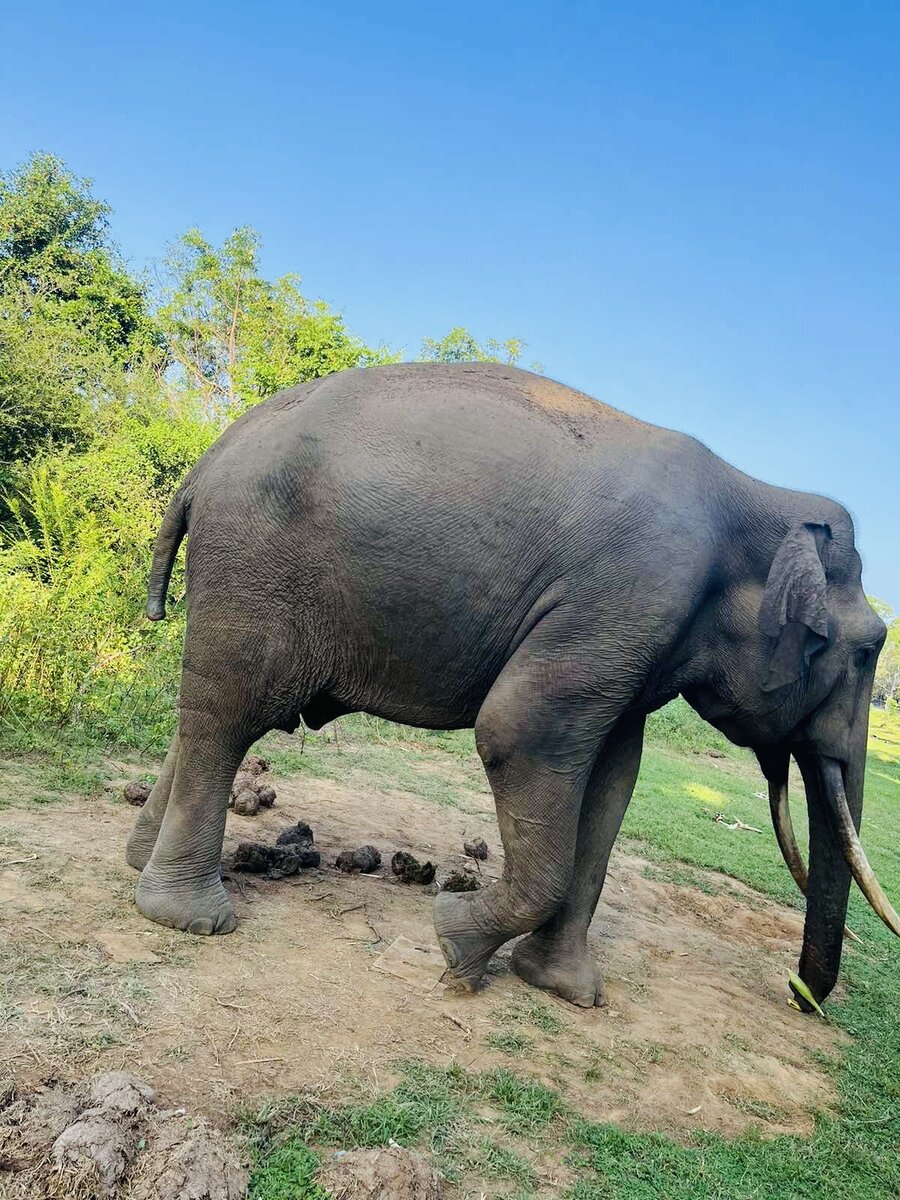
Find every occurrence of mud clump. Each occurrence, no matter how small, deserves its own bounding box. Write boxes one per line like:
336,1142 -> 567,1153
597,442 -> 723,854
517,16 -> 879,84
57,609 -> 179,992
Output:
128,1115 -> 247,1200
53,1105 -> 141,1191
0,1069 -> 247,1199
463,837 -> 489,860
391,851 -> 436,885
123,782 -> 151,807
230,839 -> 320,878
335,845 -> 382,873
441,870 -> 480,893
319,1146 -> 444,1199
228,761 -> 277,816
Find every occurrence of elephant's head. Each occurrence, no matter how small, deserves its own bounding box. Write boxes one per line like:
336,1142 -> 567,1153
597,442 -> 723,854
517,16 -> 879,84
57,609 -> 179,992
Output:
685,513 -> 893,1005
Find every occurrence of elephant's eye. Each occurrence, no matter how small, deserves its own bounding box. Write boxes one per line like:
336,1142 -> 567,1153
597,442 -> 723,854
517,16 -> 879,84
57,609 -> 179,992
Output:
853,648 -> 872,671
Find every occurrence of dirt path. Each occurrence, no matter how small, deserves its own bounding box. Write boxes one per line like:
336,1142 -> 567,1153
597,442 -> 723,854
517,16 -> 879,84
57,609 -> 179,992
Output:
0,748 -> 844,1142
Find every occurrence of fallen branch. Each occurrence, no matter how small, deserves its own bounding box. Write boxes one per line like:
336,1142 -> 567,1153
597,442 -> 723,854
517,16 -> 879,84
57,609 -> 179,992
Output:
714,813 -> 763,833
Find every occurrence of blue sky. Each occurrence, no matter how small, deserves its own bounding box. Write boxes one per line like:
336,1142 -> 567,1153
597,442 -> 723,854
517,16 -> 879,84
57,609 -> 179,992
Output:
2,2 -> 898,602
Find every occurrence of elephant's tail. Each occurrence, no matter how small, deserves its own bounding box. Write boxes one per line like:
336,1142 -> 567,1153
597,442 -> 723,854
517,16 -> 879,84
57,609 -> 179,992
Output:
146,486 -> 189,621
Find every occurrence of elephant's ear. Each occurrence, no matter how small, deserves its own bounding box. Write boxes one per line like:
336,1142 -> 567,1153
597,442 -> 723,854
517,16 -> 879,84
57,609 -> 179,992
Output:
760,523 -> 831,692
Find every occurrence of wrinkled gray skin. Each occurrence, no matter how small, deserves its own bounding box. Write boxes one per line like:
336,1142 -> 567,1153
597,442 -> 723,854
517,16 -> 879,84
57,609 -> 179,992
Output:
128,363 -> 889,1009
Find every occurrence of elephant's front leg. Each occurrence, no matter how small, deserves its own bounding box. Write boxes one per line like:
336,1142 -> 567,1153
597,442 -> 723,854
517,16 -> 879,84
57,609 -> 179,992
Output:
512,714 -> 645,1005
135,723 -> 247,936
126,732 -> 180,871
433,630 -> 630,991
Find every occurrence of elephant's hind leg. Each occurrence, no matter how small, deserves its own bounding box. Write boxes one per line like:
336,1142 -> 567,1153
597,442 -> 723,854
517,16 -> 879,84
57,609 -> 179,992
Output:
126,732 -> 180,871
135,718 -> 249,936
512,714 -> 645,1005
434,623 -> 637,992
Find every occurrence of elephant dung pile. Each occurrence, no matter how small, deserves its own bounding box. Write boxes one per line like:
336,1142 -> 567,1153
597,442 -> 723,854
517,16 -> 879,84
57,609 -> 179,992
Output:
463,836 -> 489,860
390,851 -> 436,885
0,1070 -> 247,1200
229,754 -> 277,816
335,844 -> 382,873
230,820 -> 321,878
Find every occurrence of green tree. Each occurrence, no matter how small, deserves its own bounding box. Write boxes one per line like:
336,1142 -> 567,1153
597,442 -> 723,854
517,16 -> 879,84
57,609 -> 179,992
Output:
0,153 -> 159,365
420,326 -> 541,371
868,598 -> 900,707
157,226 -> 396,420
0,154 -> 162,483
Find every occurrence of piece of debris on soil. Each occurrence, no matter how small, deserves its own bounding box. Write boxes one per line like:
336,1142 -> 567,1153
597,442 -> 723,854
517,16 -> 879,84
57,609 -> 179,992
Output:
372,936 -> 447,990
714,812 -> 763,833
230,840 -> 320,878
123,782 -> 151,807
463,836 -> 489,860
441,870 -> 480,892
319,1146 -> 444,1200
335,845 -> 382,873
228,762 -> 277,815
0,1070 -> 248,1199
391,851 -> 436,885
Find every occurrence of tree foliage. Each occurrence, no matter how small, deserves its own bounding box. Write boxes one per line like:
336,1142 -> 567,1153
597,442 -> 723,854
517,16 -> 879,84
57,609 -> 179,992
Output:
869,599 -> 900,708
420,325 -> 541,372
156,227 -> 396,420
0,153 -> 159,364
0,152 -> 529,738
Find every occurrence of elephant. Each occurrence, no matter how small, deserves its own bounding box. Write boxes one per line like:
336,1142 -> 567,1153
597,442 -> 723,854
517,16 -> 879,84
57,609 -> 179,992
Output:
127,362 -> 898,1010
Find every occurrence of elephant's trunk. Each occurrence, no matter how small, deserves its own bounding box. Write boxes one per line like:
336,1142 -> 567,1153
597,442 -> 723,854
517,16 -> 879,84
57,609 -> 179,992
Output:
794,749 -> 855,1004
795,729 -> 899,1005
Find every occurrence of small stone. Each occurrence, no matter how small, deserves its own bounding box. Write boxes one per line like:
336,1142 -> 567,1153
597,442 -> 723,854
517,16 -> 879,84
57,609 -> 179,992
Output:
232,789 -> 261,816
441,870 -> 480,893
391,851 -> 437,885
335,845 -> 382,873
124,782 -> 152,806
463,837 -> 489,860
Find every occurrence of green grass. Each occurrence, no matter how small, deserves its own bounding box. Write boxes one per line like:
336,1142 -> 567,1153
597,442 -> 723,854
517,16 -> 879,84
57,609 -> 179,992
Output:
248,1139 -> 327,1200
487,1029 -> 536,1055
245,710 -> 900,1199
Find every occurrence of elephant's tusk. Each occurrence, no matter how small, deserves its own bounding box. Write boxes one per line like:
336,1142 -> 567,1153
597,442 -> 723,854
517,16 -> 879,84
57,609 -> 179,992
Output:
769,774 -> 862,944
769,777 -> 808,893
820,758 -> 900,937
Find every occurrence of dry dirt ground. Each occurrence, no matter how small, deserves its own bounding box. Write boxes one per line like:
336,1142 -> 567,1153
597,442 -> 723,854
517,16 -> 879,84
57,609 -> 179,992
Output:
0,742 -> 844,1151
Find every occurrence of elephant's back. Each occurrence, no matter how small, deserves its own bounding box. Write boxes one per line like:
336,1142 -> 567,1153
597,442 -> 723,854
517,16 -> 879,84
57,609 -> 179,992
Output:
181,364 -> 719,725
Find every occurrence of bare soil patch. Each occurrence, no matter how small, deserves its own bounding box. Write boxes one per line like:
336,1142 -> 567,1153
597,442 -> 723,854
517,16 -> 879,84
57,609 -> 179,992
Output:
0,745 -> 844,1147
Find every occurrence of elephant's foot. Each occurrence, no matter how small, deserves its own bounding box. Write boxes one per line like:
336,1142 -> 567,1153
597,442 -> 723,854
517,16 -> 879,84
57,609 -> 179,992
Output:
433,891 -> 508,991
512,933 -> 605,1007
135,867 -> 236,936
